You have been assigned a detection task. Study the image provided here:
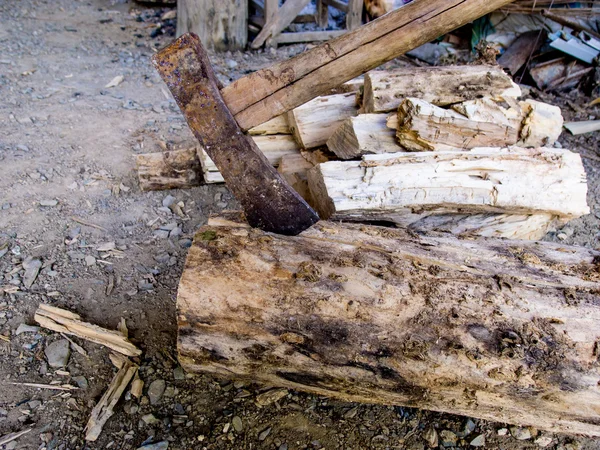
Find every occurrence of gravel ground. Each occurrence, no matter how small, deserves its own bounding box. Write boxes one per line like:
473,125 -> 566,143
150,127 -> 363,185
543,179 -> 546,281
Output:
0,0 -> 599,449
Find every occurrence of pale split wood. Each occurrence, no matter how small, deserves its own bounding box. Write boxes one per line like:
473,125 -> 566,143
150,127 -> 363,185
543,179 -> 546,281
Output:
198,135 -> 302,183
363,66 -> 521,113
518,99 -> 564,147
307,147 -> 590,222
248,114 -> 291,135
34,304 -> 142,357
251,0 -> 311,49
85,359 -> 138,441
222,0 -> 518,130
135,148 -> 202,191
326,113 -> 400,159
288,92 -> 359,149
177,221 -> 600,436
396,98 -> 522,151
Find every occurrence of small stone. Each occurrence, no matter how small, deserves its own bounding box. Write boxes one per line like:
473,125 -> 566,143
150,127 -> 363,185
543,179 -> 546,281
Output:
5,442 -> 17,450
141,413 -> 160,425
162,195 -> 176,207
423,426 -> 438,448
458,419 -> 476,438
179,238 -> 193,249
153,230 -> 170,239
148,379 -> 166,405
557,233 -> 568,241
343,406 -> 358,419
553,141 -> 562,148
45,339 -> 71,368
259,427 -> 271,441
22,258 -> 42,289
439,430 -> 457,447
173,366 -> 185,380
169,227 -> 182,238
510,427 -> 532,440
39,199 -> 58,207
16,144 -> 30,152
232,415 -> 243,432
28,400 -> 42,409
470,434 -> 485,447
85,255 -> 96,266
497,428 -> 508,436
535,436 -> 553,448
225,59 -> 238,69
137,442 -> 168,450
16,324 -> 40,335
72,376 -> 89,389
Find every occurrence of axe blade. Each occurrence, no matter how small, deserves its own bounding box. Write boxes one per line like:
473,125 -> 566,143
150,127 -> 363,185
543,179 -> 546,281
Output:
152,33 -> 319,236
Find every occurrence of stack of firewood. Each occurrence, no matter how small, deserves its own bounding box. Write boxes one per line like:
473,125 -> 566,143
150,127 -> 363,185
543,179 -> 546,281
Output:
136,65 -> 589,240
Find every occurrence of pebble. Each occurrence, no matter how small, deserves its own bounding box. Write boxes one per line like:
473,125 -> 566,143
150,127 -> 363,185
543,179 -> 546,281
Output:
458,418 -> 476,438
510,426 -> 532,440
16,144 -> 30,152
1,203 -> 9,210
169,227 -> 182,238
179,238 -> 192,249
72,375 -> 89,389
470,434 -> 485,447
28,400 -> 42,409
45,339 -> 71,368
162,195 -> 176,207
137,442 -> 168,450
497,428 -> 508,436
15,324 -> 40,335
85,255 -> 96,266
232,415 -> 243,432
141,413 -> 160,425
256,388 -> 288,407
173,366 -> 185,380
439,430 -> 457,447
39,199 -> 58,207
23,257 -> 42,289
225,59 -> 238,69
148,379 -> 166,405
258,427 -> 271,441
153,230 -> 170,239
535,436 -> 553,447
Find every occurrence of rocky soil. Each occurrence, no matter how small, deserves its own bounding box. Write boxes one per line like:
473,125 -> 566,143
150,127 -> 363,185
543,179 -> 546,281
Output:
0,0 -> 599,449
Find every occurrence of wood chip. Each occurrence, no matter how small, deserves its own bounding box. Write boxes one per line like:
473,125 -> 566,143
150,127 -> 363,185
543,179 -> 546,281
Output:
0,428 -> 32,446
60,333 -> 88,356
34,304 -> 141,357
11,382 -> 78,391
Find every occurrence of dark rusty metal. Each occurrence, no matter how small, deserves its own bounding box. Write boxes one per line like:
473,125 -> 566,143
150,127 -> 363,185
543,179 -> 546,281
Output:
152,33 -> 319,236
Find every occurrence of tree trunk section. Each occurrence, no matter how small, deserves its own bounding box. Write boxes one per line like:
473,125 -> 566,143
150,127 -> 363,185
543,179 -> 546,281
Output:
177,221 -> 600,436
177,0 -> 248,51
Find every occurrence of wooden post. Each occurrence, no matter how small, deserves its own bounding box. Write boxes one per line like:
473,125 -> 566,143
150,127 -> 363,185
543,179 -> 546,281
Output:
177,0 -> 248,51
317,0 -> 329,28
177,221 -> 600,437
346,0 -> 363,30
252,0 -> 311,49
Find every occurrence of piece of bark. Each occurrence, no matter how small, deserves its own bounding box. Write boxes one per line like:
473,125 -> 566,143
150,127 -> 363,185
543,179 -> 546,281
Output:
327,114 -> 402,159
307,147 -> 589,222
85,359 -> 138,441
396,98 -> 522,151
177,221 -> 600,436
363,66 -> 521,114
248,115 -> 291,136
135,149 -> 202,191
198,135 -> 302,184
223,0 -> 518,130
288,93 -> 359,149
518,100 -> 564,147
34,304 -> 142,357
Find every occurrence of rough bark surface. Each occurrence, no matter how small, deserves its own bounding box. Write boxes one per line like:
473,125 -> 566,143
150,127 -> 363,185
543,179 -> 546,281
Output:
177,221 -> 600,436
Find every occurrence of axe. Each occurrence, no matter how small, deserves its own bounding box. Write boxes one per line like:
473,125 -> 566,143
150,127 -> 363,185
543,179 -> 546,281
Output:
152,0 -> 515,235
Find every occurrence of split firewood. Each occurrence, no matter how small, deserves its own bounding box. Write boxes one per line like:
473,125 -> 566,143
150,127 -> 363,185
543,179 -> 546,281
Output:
288,92 -> 359,149
199,135 -> 302,184
518,100 -> 564,146
135,148 -> 202,191
85,359 -> 138,441
327,114 -> 402,159
278,154 -> 316,206
34,304 -> 141,357
177,221 -> 600,436
248,115 -> 291,136
395,98 -> 522,151
363,66 -> 520,113
307,147 -> 589,227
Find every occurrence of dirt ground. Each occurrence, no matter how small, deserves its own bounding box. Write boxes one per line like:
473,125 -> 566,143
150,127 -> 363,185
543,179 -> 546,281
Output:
0,0 -> 599,449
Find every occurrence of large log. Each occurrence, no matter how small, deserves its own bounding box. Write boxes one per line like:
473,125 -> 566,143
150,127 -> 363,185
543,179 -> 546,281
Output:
177,0 -> 248,51
307,147 -> 589,224
363,66 -> 520,114
222,0 -> 518,130
177,221 -> 600,436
